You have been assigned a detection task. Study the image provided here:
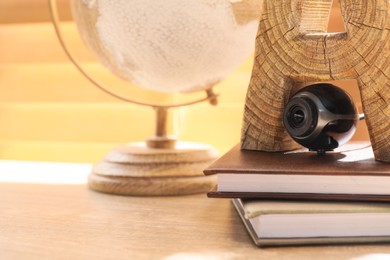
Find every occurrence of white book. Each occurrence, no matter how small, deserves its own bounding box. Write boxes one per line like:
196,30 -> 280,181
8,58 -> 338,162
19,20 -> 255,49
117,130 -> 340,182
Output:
218,173 -> 390,195
233,198 -> 390,247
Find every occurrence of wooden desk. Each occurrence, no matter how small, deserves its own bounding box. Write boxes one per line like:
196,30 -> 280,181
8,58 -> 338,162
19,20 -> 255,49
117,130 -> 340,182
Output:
1,162 -> 390,259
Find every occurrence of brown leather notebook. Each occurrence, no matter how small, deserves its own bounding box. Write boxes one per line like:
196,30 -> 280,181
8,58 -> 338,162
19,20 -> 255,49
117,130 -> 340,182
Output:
204,142 -> 390,201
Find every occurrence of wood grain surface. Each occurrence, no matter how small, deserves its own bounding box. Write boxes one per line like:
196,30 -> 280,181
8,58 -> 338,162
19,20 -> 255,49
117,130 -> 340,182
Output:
241,0 -> 390,161
3,179 -> 390,259
89,142 -> 219,196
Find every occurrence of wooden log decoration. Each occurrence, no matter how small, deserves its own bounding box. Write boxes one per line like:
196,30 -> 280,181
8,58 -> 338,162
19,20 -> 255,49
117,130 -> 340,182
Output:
241,0 -> 390,162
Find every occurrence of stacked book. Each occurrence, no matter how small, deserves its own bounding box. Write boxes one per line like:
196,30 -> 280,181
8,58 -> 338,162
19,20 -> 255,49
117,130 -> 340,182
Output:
204,142 -> 390,247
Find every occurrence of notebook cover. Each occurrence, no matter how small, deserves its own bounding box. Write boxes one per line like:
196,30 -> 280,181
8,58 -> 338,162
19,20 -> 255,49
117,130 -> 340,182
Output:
232,198 -> 390,247
204,142 -> 390,177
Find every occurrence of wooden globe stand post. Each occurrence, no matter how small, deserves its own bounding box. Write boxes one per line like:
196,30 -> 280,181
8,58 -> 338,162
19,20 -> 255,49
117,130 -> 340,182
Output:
89,106 -> 220,196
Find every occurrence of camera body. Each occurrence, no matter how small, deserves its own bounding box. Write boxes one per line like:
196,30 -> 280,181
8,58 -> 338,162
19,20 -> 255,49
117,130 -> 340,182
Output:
283,83 -> 358,153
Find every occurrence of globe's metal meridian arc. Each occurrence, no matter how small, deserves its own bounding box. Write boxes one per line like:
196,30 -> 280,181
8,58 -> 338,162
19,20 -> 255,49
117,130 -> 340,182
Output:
49,0 -> 220,108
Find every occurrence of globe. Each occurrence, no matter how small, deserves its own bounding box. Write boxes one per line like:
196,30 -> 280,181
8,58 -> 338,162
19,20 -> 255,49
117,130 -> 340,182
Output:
51,0 -> 262,196
71,0 -> 261,93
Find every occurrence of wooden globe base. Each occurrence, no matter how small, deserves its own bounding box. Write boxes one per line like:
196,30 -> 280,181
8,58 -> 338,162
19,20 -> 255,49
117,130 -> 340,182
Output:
88,142 -> 219,196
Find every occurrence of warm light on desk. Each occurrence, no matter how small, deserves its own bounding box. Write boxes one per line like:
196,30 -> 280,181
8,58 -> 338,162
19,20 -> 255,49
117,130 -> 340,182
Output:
353,254 -> 390,260
162,251 -> 238,260
0,160 -> 90,184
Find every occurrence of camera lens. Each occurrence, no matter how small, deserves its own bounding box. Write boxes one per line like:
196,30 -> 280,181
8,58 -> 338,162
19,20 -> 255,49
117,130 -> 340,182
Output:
283,97 -> 318,138
289,106 -> 305,128
283,83 -> 358,153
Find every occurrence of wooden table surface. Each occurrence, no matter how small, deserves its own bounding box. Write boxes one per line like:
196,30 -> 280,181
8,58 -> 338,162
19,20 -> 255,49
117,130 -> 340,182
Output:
2,163 -> 390,259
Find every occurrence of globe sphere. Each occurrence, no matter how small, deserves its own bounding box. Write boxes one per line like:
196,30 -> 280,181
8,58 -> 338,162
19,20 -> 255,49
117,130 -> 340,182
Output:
71,0 -> 261,93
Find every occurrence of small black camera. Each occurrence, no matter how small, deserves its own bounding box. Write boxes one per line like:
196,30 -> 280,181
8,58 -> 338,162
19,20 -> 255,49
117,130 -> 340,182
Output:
283,83 -> 359,154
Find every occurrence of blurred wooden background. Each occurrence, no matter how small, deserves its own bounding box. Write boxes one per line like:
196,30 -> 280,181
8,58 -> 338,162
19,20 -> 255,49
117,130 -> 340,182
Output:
0,0 -> 369,163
